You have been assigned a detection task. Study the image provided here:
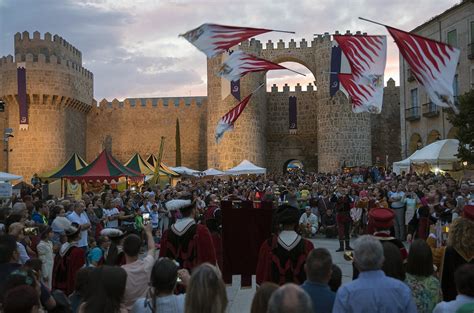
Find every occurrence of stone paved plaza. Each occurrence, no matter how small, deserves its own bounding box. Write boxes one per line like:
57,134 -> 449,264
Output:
226,237 -> 351,313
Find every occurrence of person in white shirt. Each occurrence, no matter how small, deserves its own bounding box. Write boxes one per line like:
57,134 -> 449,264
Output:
299,206 -> 318,237
433,264 -> 474,313
103,199 -> 121,228
388,185 -> 406,241
8,222 -> 30,264
67,201 -> 91,249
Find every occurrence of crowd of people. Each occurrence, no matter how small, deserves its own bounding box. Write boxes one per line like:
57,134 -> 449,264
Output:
0,168 -> 473,313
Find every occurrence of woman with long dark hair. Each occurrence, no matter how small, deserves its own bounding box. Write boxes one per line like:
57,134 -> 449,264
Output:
79,266 -> 127,313
132,258 -> 188,313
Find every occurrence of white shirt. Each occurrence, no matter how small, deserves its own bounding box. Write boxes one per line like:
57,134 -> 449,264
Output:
67,211 -> 90,247
433,294 -> 474,313
299,213 -> 318,227
17,241 -> 30,264
389,191 -> 405,208
104,207 -> 120,228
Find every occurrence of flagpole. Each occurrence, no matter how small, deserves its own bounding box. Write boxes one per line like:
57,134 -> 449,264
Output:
250,82 -> 266,94
358,17 -> 390,28
284,68 -> 307,76
271,30 -> 296,34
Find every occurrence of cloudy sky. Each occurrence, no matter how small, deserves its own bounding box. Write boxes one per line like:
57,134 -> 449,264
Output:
0,0 -> 459,100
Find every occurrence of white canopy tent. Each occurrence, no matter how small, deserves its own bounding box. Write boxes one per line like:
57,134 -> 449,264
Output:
201,168 -> 225,177
225,160 -> 266,175
169,166 -> 201,176
0,172 -> 23,182
392,139 -> 460,174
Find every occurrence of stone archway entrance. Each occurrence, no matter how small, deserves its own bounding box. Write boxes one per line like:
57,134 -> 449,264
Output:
283,159 -> 304,172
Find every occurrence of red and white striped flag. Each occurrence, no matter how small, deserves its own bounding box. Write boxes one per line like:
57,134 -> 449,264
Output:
217,50 -> 298,82
180,24 -> 290,58
386,26 -> 460,112
338,73 -> 384,113
215,93 -> 253,143
334,35 -> 387,113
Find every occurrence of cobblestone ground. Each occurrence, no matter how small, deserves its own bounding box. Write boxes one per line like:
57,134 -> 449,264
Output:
226,236 -> 353,313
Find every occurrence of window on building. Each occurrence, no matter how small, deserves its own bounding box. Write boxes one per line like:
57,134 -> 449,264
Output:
410,88 -> 419,116
453,74 -> 459,105
447,29 -> 457,47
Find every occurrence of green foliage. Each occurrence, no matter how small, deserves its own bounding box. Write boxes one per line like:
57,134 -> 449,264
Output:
175,118 -> 182,166
448,90 -> 474,165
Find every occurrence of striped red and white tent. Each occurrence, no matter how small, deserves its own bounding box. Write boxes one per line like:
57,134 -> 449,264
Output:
180,23 -> 292,58
334,35 -> 387,114
386,26 -> 460,113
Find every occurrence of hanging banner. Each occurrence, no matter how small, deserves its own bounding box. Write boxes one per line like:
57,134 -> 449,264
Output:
289,96 -> 297,134
17,63 -> 28,130
329,45 -> 342,97
231,79 -> 241,101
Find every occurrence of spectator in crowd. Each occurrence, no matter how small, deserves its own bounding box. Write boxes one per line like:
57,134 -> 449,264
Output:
86,235 -> 109,267
52,225 -> 85,295
434,264 -> 474,313
267,283 -> 313,313
301,248 -> 335,313
320,209 -> 336,238
8,222 -> 30,264
381,241 -> 406,281
2,285 -> 40,313
66,202 -> 91,250
250,282 -> 278,313
103,228 -> 126,266
103,199 -> 120,229
405,239 -> 441,313
79,265 -> 128,313
122,223 -> 156,311
32,201 -> 49,225
51,206 -> 72,245
0,234 -> 21,293
332,235 -> 417,313
299,206 -> 318,238
328,264 -> 342,293
36,225 -> 54,289
388,185 -> 406,241
184,263 -> 227,313
69,267 -> 93,313
132,257 -> 190,313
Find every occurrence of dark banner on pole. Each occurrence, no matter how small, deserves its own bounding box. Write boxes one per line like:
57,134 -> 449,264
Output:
17,63 -> 28,130
231,79 -> 240,101
289,96 -> 297,134
330,45 -> 341,97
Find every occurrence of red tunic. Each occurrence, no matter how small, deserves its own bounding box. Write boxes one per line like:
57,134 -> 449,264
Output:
52,245 -> 85,295
256,234 -> 314,286
159,222 -> 217,271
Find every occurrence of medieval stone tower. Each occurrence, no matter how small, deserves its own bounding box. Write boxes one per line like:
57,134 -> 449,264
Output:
0,31 -> 93,178
207,31 -> 373,173
0,31 -> 399,180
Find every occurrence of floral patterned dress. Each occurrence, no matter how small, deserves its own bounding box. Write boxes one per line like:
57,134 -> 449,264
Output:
405,273 -> 442,313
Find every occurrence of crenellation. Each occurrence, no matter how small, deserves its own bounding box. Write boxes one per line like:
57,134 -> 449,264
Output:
283,83 -> 290,92
288,39 -> 296,48
295,83 -> 302,92
345,30 -> 351,35
277,39 -> 285,49
38,53 -> 46,63
271,84 -> 278,93
300,39 -> 307,48
33,31 -> 40,40
240,39 -> 249,48
334,30 -> 340,35
14,32 -> 21,42
22,31 -> 30,40
356,31 -> 362,35
266,40 -> 274,50
44,32 -> 52,41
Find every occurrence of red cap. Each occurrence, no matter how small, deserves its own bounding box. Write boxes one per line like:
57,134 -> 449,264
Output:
463,205 -> 474,221
369,207 -> 395,229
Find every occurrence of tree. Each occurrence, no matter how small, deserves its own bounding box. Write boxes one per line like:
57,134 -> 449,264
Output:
175,118 -> 182,166
448,90 -> 474,165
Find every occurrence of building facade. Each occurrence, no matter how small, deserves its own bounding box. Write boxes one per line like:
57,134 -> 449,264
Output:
400,0 -> 474,158
0,30 -> 401,180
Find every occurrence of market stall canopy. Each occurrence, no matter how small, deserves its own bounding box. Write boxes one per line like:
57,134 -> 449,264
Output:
65,150 -> 144,182
392,149 -> 424,175
124,154 -> 154,175
225,160 -> 266,175
39,153 -> 88,179
170,166 -> 201,176
202,168 -> 225,176
0,172 -> 23,182
146,155 -> 180,177
410,139 -> 460,164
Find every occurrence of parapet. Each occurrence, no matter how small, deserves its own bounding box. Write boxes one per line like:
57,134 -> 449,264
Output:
97,96 -> 207,109
14,31 -> 82,65
269,83 -> 316,93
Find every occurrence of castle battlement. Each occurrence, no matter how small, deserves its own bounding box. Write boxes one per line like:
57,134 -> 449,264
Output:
97,96 -> 207,109
0,53 -> 93,80
269,83 -> 316,93
14,31 -> 83,65
240,30 -> 368,51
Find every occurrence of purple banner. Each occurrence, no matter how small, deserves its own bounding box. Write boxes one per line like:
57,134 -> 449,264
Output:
17,64 -> 28,130
330,45 -> 342,97
289,96 -> 297,134
231,80 -> 240,101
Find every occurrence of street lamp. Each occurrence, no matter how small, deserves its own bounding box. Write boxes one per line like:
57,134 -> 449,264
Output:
4,127 -> 13,172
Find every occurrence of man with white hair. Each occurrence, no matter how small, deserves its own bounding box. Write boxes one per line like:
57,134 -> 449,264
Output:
267,283 -> 313,313
332,235 -> 417,313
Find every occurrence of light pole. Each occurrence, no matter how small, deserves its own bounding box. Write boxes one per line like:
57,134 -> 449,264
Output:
3,128 -> 13,173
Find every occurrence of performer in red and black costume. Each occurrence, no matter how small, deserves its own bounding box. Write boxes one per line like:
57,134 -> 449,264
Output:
256,204 -> 314,286
159,198 -> 217,272
331,187 -> 353,252
440,205 -> 474,301
352,207 -> 408,279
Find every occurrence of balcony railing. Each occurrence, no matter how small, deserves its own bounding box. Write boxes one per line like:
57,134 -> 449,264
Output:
423,102 -> 439,117
405,106 -> 421,121
469,43 -> 474,60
